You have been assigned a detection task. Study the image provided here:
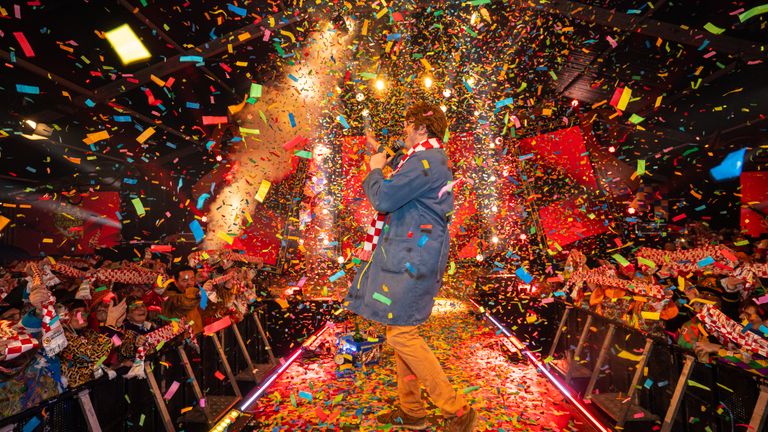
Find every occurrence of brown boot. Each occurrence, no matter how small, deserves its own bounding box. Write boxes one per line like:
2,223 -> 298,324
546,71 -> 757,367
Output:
376,406 -> 429,430
444,407 -> 478,432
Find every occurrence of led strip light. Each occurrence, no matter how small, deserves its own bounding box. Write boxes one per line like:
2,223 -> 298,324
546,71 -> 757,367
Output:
210,321 -> 332,432
469,299 -> 612,432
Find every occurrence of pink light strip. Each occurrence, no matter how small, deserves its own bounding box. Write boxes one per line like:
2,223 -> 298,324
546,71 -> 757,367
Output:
470,300 -> 612,432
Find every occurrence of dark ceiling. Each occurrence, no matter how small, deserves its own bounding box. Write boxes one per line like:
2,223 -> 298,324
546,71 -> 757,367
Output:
0,0 -> 766,241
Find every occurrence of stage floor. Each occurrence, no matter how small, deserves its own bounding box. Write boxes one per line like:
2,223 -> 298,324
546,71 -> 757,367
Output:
248,299 -> 598,431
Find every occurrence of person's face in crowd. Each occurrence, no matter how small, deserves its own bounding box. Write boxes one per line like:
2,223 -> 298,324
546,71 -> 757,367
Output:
195,270 -> 210,285
153,260 -> 166,273
70,307 -> 88,330
177,270 -> 195,290
94,301 -> 110,323
0,307 -> 21,324
741,305 -> 764,328
127,303 -> 148,325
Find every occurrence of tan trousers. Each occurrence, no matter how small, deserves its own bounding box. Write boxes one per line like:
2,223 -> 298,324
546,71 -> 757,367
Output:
386,325 -> 468,418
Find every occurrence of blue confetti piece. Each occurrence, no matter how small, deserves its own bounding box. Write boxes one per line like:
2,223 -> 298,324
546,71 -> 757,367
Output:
697,256 -> 715,268
16,84 -> 40,94
123,178 -> 138,185
289,113 -> 296,128
113,115 -> 132,122
196,193 -> 210,210
23,417 -> 40,432
298,391 -> 313,402
329,270 -> 346,282
643,378 -> 653,389
199,286 -> 208,310
115,211 -> 123,221
494,97 -> 514,111
227,3 -> 247,16
205,140 -> 215,150
462,79 -> 473,93
405,262 -> 416,274
85,98 -> 96,107
657,380 -> 669,387
186,102 -> 200,109
417,235 -> 429,247
189,220 -> 205,243
338,115 -> 350,129
288,73 -> 299,82
518,153 -> 534,161
515,267 -> 533,284
386,33 -> 402,41
180,55 -> 204,63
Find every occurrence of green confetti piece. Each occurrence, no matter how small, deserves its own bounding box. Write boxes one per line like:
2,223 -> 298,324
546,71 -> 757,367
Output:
703,22 -> 726,34
249,83 -> 262,98
139,414 -> 145,427
612,253 -> 631,267
628,113 -> 645,124
290,393 -> 297,407
462,385 -> 481,393
468,0 -> 491,5
294,150 -> 313,159
637,257 -> 656,268
637,160 -> 646,175
734,239 -> 749,246
739,4 -> 768,22
372,292 -> 392,306
131,197 -> 146,217
687,379 -> 711,391
549,70 -> 558,81
239,127 -> 260,135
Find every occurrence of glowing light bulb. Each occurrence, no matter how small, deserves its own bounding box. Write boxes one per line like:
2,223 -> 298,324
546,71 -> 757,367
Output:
476,254 -> 484,262
424,76 -> 433,89
337,256 -> 344,264
375,79 -> 385,91
571,99 -> 579,107
201,216 -> 208,223
608,146 -> 616,153
519,234 -> 527,240
491,236 -> 499,244
628,207 -> 636,215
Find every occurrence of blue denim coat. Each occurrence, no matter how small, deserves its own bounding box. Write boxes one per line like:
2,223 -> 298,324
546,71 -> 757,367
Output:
344,147 -> 454,326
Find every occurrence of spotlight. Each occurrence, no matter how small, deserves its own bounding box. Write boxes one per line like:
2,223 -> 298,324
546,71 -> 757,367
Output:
519,234 -> 527,240
337,256 -> 345,264
443,88 -> 452,98
627,206 -> 636,215
374,79 -> 385,91
20,119 -> 53,140
476,254 -> 484,262
608,146 -> 616,153
571,99 -> 579,107
491,236 -> 499,244
424,76 -> 433,89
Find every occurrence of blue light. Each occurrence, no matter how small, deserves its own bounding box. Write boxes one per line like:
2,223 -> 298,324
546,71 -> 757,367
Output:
710,148 -> 747,181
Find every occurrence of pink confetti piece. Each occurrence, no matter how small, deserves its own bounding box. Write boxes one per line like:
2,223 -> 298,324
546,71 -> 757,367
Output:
202,116 -> 229,125
163,381 -> 180,400
606,35 -> 618,48
111,334 -> 122,347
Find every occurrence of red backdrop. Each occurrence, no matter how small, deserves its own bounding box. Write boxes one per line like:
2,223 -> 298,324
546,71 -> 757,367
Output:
741,171 -> 768,237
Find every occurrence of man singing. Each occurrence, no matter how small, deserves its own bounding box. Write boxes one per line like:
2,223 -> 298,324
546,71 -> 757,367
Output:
344,101 -> 477,431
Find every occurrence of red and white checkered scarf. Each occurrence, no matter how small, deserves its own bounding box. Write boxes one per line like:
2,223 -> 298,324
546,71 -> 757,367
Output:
697,305 -> 768,358
357,138 -> 442,261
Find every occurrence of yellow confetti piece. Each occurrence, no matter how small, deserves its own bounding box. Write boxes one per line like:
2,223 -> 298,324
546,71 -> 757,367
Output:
280,30 -> 296,43
641,311 -> 660,320
237,32 -> 251,42
42,238 -> 54,243
362,19 -> 369,35
275,298 -> 289,309
255,179 -> 271,203
420,58 -> 432,71
617,87 -> 632,111
150,74 -> 165,87
422,160 -> 430,169
136,127 -> 156,144
617,350 -> 642,362
216,231 -> 234,245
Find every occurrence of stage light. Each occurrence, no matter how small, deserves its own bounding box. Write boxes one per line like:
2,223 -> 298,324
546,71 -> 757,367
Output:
105,24 -> 151,65
20,119 -> 53,140
443,88 -> 452,98
466,76 -> 476,86
201,216 -> 208,223
337,256 -> 344,264
571,99 -> 579,107
491,236 -> 499,244
424,76 -> 433,89
375,79 -> 385,91
491,205 -> 498,212
608,146 -> 616,153
476,254 -> 484,262
627,206 -> 636,215
519,234 -> 527,240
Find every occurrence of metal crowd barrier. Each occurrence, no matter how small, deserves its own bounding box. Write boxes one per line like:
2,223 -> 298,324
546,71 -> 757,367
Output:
474,274 -> 768,432
0,304 -> 276,432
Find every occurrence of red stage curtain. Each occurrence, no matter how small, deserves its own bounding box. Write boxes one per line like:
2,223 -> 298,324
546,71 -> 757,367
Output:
741,171 -> 768,237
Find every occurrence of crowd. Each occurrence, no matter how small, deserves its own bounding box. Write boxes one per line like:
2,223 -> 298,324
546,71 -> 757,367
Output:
0,249 -> 265,418
561,225 -> 768,374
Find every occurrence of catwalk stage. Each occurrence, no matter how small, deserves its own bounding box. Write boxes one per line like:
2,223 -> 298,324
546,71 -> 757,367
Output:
242,299 -> 599,431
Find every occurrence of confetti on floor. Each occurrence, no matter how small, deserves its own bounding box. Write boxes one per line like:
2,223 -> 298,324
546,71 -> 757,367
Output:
248,299 -> 598,431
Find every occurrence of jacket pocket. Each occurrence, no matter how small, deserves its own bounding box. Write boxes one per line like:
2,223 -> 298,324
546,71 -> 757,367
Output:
379,236 -> 421,275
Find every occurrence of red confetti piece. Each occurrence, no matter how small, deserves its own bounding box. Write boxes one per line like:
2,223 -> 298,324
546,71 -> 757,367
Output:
13,32 -> 35,57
